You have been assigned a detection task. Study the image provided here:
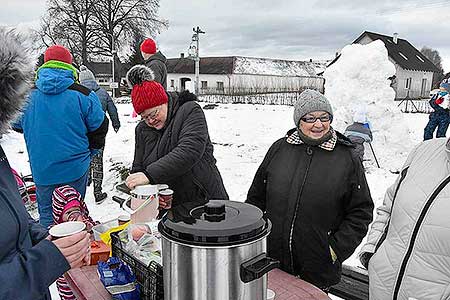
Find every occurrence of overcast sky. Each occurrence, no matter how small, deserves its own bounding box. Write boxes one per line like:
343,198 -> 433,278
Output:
1,0 -> 450,71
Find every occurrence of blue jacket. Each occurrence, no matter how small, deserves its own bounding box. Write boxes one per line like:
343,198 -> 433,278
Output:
81,79 -> 121,130
0,146 -> 69,299
14,68 -> 105,185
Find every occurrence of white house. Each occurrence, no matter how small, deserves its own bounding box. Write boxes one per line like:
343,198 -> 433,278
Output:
354,31 -> 440,99
166,55 -> 326,95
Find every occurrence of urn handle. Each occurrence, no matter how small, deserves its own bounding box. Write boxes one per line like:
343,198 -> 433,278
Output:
240,253 -> 280,283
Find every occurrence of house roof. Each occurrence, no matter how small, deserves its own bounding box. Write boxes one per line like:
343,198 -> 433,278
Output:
166,56 -> 322,76
167,57 -> 234,75
86,62 -> 112,76
353,31 -> 440,72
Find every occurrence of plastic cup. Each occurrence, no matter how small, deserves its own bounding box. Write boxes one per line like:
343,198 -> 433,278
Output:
49,221 -> 86,240
267,289 -> 275,300
118,214 -> 131,225
158,188 -> 173,209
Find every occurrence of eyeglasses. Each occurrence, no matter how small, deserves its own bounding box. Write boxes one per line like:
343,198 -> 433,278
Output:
141,108 -> 159,121
300,114 -> 332,123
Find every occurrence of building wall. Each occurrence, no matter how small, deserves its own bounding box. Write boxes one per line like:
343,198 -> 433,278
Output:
167,73 -> 324,94
394,67 -> 433,99
167,73 -> 230,93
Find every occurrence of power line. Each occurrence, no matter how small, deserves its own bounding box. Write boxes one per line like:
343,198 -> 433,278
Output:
374,0 -> 450,16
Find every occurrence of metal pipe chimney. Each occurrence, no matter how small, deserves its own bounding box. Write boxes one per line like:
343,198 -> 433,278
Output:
393,33 -> 398,44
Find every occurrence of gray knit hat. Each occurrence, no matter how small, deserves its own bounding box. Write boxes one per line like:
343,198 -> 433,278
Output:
293,89 -> 333,126
79,65 -> 95,82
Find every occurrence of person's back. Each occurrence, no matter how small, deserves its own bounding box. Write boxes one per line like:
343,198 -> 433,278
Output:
79,66 -> 121,131
141,38 -> 167,89
424,81 -> 450,140
79,65 -> 120,203
360,138 -> 450,300
344,122 -> 373,161
18,67 -> 104,186
13,45 -> 108,228
344,109 -> 373,161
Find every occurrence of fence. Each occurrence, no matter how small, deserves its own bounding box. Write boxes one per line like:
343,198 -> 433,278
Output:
198,89 -> 319,106
395,98 -> 432,113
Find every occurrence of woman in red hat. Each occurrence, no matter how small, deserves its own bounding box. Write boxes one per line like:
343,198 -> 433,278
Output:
125,65 -> 228,210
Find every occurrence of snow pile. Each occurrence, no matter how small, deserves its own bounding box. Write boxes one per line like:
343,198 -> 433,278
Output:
324,40 -> 414,170
233,56 -> 318,77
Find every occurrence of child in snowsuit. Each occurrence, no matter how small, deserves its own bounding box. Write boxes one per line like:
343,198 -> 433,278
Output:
52,185 -> 97,300
424,81 -> 450,140
344,110 -> 373,162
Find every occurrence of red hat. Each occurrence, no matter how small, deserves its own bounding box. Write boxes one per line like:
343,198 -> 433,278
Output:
140,38 -> 157,55
44,45 -> 72,64
131,81 -> 168,114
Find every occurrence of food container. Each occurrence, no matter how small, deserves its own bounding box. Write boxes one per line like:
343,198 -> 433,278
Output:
128,185 -> 159,223
92,219 -> 119,241
90,240 -> 111,265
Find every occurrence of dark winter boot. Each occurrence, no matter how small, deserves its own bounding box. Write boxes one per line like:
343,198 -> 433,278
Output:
95,192 -> 107,205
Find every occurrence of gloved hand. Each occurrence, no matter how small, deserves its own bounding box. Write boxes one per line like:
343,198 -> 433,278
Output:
114,127 -> 120,133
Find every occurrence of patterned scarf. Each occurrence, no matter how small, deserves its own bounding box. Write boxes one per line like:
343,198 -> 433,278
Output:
286,127 -> 337,151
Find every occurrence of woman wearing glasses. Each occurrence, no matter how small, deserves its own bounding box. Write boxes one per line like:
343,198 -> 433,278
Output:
125,65 -> 228,209
246,89 -> 373,291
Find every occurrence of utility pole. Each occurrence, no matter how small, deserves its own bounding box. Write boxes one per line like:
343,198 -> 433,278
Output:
191,26 -> 205,95
109,32 -> 117,99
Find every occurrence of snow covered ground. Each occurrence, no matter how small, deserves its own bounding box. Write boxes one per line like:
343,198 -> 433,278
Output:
1,101 -> 429,299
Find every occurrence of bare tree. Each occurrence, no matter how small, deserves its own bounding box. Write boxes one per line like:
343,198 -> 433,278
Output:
421,46 -> 445,87
36,0 -> 167,68
36,0 -> 97,65
125,27 -> 146,66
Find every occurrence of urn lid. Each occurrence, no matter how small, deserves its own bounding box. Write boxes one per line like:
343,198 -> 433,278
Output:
158,200 -> 270,246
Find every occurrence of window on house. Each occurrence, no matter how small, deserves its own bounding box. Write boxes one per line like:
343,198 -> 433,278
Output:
416,55 -> 425,63
170,79 -> 175,87
405,77 -> 412,90
217,81 -> 224,91
399,52 -> 408,60
201,81 -> 208,89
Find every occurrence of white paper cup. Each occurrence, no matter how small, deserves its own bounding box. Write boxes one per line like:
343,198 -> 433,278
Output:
267,288 -> 275,300
49,221 -> 86,239
157,184 -> 169,191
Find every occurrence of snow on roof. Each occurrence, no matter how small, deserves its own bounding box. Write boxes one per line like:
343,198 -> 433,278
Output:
167,56 -> 328,76
233,56 -> 320,77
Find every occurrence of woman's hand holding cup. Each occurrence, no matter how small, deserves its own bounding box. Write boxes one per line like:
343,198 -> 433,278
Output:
52,231 -> 90,269
49,221 -> 90,268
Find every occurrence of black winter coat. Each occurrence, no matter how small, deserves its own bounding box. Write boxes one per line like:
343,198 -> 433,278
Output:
144,51 -> 167,89
131,91 -> 228,207
246,129 -> 373,289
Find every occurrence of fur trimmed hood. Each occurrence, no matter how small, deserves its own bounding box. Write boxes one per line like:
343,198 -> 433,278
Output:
0,29 -> 33,134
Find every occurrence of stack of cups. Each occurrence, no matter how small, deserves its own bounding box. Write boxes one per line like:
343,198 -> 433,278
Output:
157,184 -> 173,210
